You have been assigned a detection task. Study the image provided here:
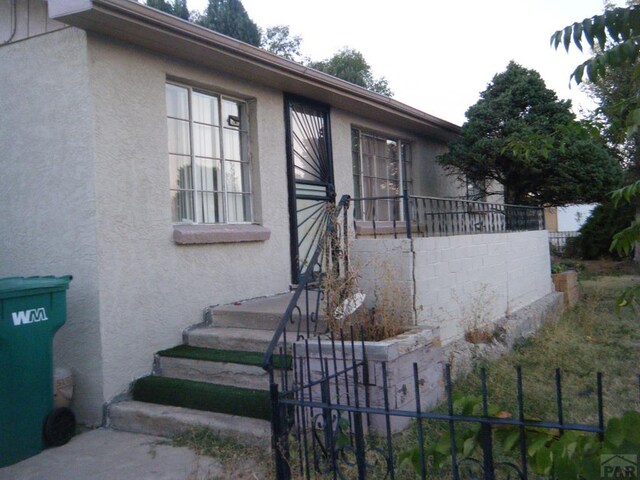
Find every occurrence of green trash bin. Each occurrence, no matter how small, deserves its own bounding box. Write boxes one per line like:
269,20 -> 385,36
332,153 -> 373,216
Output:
0,275 -> 73,468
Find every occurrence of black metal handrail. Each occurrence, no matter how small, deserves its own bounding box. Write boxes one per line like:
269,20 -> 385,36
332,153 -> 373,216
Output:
351,190 -> 545,239
261,194 -> 351,375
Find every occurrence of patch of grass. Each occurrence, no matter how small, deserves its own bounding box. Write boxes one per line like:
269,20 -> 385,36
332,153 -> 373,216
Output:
449,274 -> 640,424
389,271 -> 640,478
174,427 -> 273,479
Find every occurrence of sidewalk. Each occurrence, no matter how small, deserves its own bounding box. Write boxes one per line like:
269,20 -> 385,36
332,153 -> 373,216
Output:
0,429 -> 224,480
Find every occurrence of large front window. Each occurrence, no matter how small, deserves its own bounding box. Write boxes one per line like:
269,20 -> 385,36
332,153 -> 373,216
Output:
351,128 -> 412,220
166,83 -> 252,224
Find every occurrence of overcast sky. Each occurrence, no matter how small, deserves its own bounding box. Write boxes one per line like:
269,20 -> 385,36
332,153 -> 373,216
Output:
188,0 -> 625,126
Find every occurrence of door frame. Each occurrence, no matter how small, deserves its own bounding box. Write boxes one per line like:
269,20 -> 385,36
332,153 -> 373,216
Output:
284,94 -> 335,284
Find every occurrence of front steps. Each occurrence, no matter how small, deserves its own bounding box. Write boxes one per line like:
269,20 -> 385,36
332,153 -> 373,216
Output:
108,401 -> 270,447
107,292 -> 308,446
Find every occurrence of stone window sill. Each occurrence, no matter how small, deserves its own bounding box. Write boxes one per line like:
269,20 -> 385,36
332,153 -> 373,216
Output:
173,224 -> 271,245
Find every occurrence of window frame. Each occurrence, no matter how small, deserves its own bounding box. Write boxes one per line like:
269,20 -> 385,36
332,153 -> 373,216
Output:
351,127 -> 413,221
166,81 -> 254,225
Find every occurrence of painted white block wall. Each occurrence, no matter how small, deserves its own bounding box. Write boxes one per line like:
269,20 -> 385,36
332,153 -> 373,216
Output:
352,231 -> 553,344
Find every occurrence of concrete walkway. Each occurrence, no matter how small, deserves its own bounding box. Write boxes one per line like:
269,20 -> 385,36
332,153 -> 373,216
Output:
0,429 -> 226,480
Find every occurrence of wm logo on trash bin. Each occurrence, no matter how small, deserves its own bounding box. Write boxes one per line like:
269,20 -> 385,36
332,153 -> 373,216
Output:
11,308 -> 48,326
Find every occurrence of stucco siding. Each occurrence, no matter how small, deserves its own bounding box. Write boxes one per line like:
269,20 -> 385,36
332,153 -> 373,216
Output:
0,27 -> 104,424
0,0 -> 66,45
86,35 -> 294,400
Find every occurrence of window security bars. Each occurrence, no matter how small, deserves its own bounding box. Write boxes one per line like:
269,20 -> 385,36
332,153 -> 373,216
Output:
270,332 -> 640,480
352,191 -> 545,239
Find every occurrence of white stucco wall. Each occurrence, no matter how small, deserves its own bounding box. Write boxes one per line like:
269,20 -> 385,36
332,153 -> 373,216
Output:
351,230 -> 553,344
85,34 -> 296,402
0,0 -> 66,45
0,28 -> 105,423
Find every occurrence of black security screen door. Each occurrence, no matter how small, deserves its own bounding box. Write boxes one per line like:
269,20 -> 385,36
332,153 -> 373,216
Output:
285,96 -> 335,283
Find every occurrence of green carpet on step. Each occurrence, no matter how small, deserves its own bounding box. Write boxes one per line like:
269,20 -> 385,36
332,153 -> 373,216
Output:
132,376 -> 271,421
158,344 -> 292,370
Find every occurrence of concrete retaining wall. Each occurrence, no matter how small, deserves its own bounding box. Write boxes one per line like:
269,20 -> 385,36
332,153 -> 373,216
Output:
296,327 -> 444,433
351,230 -> 553,344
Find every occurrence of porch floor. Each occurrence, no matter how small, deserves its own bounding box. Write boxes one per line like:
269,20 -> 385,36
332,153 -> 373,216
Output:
206,289 -> 326,331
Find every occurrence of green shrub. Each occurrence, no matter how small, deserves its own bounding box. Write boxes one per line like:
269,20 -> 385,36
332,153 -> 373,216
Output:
566,200 -> 635,259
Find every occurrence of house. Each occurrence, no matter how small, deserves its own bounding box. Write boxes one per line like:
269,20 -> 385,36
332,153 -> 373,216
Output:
0,0 -> 560,438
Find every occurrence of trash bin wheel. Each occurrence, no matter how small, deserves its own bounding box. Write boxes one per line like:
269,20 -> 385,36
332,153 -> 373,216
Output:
43,407 -> 76,447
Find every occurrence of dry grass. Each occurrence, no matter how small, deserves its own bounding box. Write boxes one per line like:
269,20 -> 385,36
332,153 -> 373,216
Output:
322,258 -> 411,342
173,428 -> 272,480
448,269 -> 640,424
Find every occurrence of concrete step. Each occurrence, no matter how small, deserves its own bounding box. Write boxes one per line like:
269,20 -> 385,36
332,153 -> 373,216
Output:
108,400 -> 271,448
208,290 -> 327,332
186,326 -> 284,352
131,375 -> 271,420
155,354 -> 275,390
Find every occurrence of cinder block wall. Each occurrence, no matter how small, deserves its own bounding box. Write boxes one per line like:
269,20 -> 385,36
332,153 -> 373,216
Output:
351,230 -> 553,344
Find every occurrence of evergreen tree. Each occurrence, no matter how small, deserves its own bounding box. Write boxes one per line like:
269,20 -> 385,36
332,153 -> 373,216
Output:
146,0 -> 190,20
262,25 -> 303,62
438,61 -> 622,206
196,0 -> 261,47
308,48 -> 393,96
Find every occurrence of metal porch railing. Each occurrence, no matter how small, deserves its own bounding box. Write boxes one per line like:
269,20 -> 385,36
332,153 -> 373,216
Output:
352,191 -> 545,239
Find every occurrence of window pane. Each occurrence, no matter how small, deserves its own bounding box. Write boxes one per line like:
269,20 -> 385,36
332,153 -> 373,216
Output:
363,176 -> 376,197
388,159 -> 400,181
222,99 -> 243,130
169,154 -> 192,190
194,157 -> 221,192
167,118 -> 190,155
388,180 -> 400,196
362,154 -> 374,176
193,124 -> 221,158
166,84 -> 189,120
171,189 -> 194,223
362,135 -> 375,155
197,191 -> 223,223
226,193 -> 250,223
401,142 -> 412,193
375,156 -> 387,178
192,91 -> 219,125
226,160 -> 249,193
385,140 -> 398,159
378,178 -> 388,195
223,129 -> 242,161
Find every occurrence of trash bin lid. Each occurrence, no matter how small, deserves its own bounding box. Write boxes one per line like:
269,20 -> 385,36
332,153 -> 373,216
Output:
0,276 -> 72,299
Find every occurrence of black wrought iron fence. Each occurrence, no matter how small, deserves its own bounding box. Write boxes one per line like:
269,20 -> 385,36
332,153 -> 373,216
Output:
351,191 -> 545,239
269,332 -> 640,480
549,231 -> 579,255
